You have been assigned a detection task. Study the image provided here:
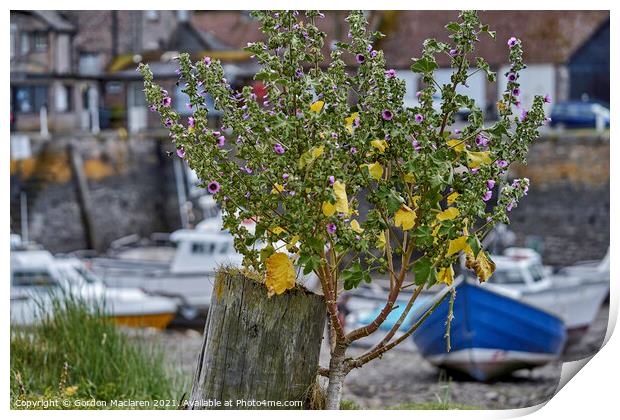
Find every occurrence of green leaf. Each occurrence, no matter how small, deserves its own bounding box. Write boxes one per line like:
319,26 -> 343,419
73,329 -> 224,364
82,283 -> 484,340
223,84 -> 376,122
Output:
467,235 -> 482,258
413,226 -> 434,248
445,22 -> 461,32
299,253 -> 321,275
341,261 -> 370,290
410,57 -> 438,74
413,256 -> 437,286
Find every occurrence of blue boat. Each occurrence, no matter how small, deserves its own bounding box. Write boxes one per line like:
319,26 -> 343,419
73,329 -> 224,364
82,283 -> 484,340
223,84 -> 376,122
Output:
411,279 -> 567,380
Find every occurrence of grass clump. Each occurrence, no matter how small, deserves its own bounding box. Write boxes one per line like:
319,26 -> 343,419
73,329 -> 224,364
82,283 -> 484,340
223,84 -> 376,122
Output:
11,295 -> 185,409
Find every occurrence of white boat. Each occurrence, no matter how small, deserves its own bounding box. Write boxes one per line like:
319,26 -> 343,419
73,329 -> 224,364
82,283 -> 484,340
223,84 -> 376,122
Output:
88,214 -> 319,320
482,248 -> 609,340
11,250 -> 178,330
557,248 -> 610,285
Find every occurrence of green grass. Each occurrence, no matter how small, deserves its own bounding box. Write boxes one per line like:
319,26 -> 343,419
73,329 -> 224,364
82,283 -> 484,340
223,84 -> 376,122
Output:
11,294 -> 186,409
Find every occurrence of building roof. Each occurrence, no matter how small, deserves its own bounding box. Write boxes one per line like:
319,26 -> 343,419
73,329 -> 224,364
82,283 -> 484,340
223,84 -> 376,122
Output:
378,11 -> 610,68
30,11 -> 75,32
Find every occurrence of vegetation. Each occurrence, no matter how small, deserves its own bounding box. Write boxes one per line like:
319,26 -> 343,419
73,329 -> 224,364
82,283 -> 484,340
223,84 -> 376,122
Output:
140,10 -> 547,409
10,295 -> 185,409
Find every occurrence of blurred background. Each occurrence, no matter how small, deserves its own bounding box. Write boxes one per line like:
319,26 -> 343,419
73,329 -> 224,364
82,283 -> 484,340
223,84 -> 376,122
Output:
8,10 -> 610,409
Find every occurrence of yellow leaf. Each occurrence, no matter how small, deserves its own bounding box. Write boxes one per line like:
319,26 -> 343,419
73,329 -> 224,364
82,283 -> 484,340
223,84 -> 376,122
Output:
394,205 -> 417,231
438,265 -> 454,286
265,252 -> 296,296
365,162 -> 383,180
286,235 -> 300,251
271,226 -> 285,235
271,183 -> 285,194
310,100 -> 324,113
350,219 -> 364,233
447,191 -> 460,205
322,201 -> 336,217
404,172 -> 415,183
447,236 -> 469,256
465,251 -> 496,283
376,231 -> 387,249
437,207 -> 460,221
370,139 -> 389,153
65,385 -> 78,396
298,145 -> 324,169
447,139 -> 465,153
466,151 -> 492,168
333,181 -> 349,214
345,112 -> 359,134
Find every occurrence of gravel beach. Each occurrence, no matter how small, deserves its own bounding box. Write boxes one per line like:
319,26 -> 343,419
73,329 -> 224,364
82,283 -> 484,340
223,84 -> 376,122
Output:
150,303 -> 608,409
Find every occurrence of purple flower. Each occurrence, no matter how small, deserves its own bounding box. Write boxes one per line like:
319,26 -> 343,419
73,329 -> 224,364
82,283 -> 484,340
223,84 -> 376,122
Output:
370,50 -> 378,58
162,97 -> 172,107
327,223 -> 337,234
544,94 -> 552,104
328,176 -> 335,185
176,147 -> 186,159
519,109 -> 528,122
497,160 -> 509,168
476,134 -> 490,147
470,168 -> 479,174
207,181 -> 220,194
243,166 -> 253,174
355,53 -> 366,64
217,136 -> 226,147
454,129 -> 461,135
282,173 -> 289,180
415,91 -> 422,98
449,49 -> 458,57
483,190 -> 493,202
149,104 -> 156,112
544,117 -> 552,124
188,117 -> 195,128
415,114 -> 424,123
506,201 -> 515,212
164,117 -> 173,127
486,179 -> 496,189
350,147 -> 358,154
203,56 -> 212,66
508,72 -> 517,81
412,139 -> 422,152
382,110 -> 393,121
507,37 -> 518,48
274,143 -> 285,155
331,132 -> 338,139
512,87 -> 521,97
385,69 -> 396,78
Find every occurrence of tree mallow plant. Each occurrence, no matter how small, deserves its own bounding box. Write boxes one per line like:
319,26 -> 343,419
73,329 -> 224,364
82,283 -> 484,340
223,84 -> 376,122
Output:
140,10 -> 547,409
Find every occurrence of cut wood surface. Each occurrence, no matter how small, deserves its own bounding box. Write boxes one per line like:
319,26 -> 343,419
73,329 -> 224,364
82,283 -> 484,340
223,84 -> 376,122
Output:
189,270 -> 326,409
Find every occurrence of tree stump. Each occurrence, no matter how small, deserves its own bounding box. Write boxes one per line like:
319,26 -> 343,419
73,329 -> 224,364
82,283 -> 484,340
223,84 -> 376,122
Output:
188,270 -> 326,409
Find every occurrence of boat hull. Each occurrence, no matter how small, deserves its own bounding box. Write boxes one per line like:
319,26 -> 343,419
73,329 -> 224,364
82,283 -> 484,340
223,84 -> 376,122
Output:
413,281 -> 566,381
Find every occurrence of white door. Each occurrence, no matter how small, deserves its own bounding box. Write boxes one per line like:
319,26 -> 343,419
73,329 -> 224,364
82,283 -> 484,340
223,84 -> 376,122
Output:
127,82 -> 147,133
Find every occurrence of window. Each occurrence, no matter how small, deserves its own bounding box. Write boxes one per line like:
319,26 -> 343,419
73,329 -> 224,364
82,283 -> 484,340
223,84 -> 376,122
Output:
145,10 -> 160,21
191,242 -> 216,255
54,84 -> 72,112
33,32 -> 48,52
79,52 -> 101,75
15,85 -> 49,113
487,269 -> 525,285
12,271 -> 58,287
20,33 -> 29,55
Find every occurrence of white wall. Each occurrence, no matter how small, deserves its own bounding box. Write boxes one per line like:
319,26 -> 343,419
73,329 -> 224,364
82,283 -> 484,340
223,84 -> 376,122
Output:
497,64 -> 555,114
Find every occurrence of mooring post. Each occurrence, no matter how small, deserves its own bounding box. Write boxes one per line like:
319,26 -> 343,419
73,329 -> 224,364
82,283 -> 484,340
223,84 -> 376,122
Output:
67,143 -> 99,252
189,270 -> 326,409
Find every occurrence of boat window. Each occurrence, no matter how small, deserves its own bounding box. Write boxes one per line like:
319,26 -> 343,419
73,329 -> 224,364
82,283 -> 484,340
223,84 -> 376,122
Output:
487,269 -> 524,284
12,270 -> 58,287
192,242 -> 216,255
528,264 -> 545,282
219,243 -> 229,254
74,266 -> 99,284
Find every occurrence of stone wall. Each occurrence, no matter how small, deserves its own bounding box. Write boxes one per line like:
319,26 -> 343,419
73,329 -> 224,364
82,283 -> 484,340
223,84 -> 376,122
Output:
10,132 -> 182,253
507,133 -> 609,266
10,131 -> 610,267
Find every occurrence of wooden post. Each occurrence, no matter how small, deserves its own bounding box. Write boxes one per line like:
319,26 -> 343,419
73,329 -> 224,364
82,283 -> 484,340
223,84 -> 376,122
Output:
67,143 -> 99,252
189,270 -> 326,410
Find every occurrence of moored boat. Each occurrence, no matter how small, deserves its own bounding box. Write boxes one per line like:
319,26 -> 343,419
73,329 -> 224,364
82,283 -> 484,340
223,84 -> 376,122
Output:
11,250 -> 178,330
412,279 -> 566,381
